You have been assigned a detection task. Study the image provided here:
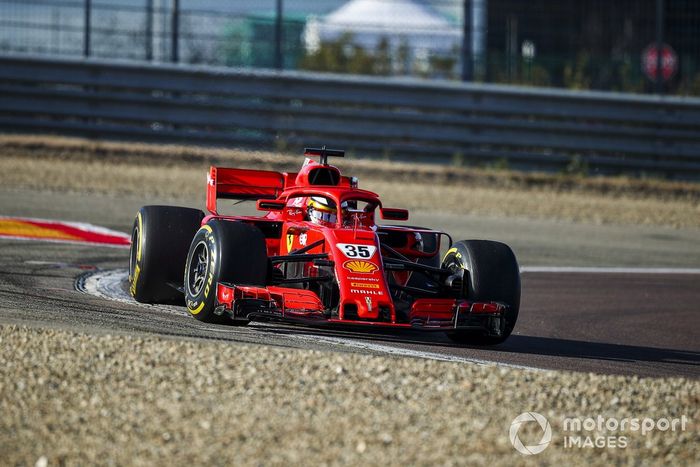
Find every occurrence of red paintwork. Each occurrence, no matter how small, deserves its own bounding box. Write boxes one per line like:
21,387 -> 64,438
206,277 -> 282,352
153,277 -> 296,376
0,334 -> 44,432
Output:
216,281 -> 500,330
206,166 -> 286,215
204,154 -> 502,330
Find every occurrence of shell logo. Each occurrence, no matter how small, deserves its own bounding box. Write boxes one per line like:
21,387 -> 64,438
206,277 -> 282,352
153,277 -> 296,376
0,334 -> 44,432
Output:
343,260 -> 378,274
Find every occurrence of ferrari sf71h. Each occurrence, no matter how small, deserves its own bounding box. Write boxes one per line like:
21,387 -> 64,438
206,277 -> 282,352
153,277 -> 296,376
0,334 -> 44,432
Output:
129,148 -> 520,344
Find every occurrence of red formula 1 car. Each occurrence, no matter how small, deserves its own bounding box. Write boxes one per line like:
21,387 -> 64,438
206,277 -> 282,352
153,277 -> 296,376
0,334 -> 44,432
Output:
129,148 -> 520,344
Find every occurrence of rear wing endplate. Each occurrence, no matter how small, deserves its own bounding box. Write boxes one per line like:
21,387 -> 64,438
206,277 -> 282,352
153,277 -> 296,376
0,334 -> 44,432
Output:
206,166 -> 285,215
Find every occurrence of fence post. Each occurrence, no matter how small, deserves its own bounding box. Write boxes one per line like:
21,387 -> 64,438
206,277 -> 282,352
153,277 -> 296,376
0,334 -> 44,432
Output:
275,0 -> 283,69
83,0 -> 91,57
171,0 -> 179,63
461,0 -> 473,81
655,0 -> 664,95
146,0 -> 154,61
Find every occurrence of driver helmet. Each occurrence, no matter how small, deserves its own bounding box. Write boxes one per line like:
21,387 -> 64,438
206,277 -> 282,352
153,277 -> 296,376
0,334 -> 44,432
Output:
307,196 -> 337,227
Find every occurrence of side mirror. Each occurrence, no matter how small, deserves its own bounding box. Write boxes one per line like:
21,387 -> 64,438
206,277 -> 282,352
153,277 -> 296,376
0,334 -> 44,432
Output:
257,200 -> 286,212
380,207 -> 409,221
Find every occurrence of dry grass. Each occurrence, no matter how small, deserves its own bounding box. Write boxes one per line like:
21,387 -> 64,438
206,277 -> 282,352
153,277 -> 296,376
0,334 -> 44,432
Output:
1,134 -> 699,228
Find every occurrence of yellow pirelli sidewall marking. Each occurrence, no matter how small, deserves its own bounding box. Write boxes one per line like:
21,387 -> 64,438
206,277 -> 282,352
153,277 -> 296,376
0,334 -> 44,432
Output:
190,300 -> 206,315
189,224 -> 213,315
136,212 -> 143,262
204,252 -> 215,298
443,247 -> 459,263
129,264 -> 140,296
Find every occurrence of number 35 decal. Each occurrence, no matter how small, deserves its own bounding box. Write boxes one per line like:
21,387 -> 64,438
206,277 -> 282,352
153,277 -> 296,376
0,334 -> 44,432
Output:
337,243 -> 377,259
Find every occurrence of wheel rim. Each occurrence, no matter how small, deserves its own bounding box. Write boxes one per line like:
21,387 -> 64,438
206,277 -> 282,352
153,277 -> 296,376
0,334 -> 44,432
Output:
129,225 -> 139,280
442,254 -> 467,298
442,256 -> 464,278
187,241 -> 209,296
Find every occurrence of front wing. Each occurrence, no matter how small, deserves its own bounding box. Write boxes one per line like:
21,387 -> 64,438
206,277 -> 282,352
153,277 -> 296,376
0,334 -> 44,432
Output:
215,282 -> 507,333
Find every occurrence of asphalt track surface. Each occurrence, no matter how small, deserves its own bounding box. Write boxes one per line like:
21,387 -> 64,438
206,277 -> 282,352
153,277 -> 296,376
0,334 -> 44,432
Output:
1,189 -> 699,379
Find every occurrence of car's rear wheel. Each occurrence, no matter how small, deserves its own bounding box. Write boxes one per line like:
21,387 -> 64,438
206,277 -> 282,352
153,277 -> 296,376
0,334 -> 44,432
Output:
184,220 -> 268,324
442,240 -> 520,345
129,205 -> 204,303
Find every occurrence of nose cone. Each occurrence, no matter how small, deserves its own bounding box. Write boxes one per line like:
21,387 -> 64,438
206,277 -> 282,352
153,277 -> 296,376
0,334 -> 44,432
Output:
329,230 -> 394,321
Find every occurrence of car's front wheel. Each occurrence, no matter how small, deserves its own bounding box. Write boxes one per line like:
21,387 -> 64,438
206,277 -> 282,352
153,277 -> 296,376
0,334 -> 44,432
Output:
184,220 -> 268,324
442,240 -> 520,345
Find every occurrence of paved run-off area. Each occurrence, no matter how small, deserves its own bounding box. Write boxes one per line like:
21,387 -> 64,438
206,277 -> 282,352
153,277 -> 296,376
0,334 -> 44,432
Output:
0,136 -> 699,464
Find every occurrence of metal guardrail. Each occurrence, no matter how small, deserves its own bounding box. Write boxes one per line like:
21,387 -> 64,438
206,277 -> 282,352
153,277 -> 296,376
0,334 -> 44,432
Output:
1,53 -> 700,179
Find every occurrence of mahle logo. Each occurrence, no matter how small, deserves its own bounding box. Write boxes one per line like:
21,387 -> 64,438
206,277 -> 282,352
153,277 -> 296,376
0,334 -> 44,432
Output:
509,412 -> 552,455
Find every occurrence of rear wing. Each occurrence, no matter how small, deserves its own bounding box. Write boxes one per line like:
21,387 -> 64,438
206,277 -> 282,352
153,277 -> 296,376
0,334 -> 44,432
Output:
206,166 -> 285,215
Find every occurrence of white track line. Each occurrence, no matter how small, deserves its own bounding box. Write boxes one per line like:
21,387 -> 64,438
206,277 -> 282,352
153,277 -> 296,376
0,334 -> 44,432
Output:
289,333 -> 540,370
521,266 -> 700,274
76,268 -> 189,317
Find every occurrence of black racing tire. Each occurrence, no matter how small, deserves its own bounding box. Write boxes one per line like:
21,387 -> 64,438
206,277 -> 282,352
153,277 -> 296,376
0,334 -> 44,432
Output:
129,205 -> 205,304
442,240 -> 520,346
184,220 -> 268,324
